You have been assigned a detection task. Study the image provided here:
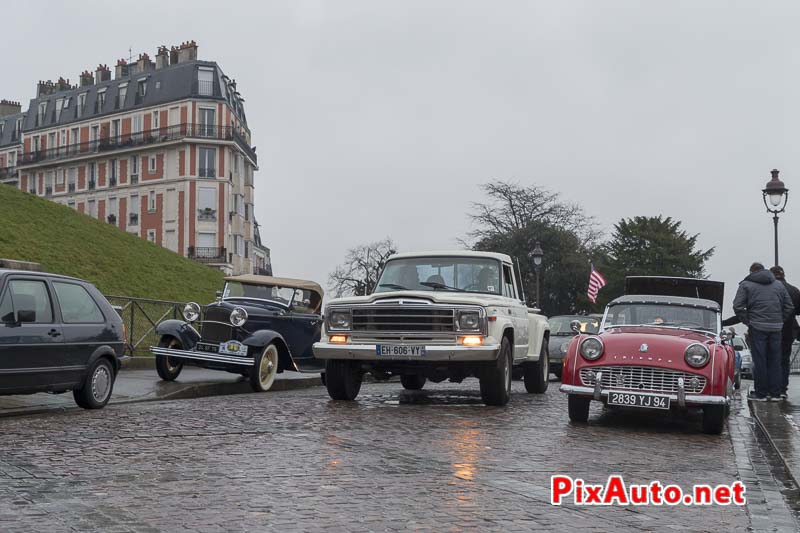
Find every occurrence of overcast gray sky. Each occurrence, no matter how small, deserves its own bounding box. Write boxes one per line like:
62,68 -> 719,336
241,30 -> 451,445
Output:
4,1 -> 798,314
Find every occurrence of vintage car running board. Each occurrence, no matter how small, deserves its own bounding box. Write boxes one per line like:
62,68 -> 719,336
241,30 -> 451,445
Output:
150,346 -> 254,366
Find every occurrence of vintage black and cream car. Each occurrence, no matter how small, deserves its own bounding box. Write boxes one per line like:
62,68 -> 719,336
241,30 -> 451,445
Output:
151,275 -> 324,391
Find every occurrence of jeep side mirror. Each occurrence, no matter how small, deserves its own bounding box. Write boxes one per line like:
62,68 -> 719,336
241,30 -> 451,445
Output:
17,310 -> 36,323
570,320 -> 582,333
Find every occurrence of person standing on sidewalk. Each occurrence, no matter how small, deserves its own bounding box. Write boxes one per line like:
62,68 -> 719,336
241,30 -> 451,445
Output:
769,266 -> 800,399
733,262 -> 795,401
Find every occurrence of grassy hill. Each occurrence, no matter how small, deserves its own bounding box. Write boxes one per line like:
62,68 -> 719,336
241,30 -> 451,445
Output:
0,184 -> 223,302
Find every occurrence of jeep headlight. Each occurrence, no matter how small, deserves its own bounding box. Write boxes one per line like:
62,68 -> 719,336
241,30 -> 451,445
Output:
580,337 -> 604,360
230,307 -> 248,327
456,310 -> 481,332
182,302 -> 201,322
685,343 -> 710,368
328,309 -> 352,330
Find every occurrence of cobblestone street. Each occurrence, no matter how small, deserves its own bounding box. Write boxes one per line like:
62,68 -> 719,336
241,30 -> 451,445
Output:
0,380 -> 795,532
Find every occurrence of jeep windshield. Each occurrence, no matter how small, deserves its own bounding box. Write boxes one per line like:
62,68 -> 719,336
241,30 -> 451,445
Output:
603,303 -> 718,334
375,257 -> 502,295
223,281 -> 322,313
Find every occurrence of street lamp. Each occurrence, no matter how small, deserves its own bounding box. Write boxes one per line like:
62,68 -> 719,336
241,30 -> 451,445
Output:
762,169 -> 789,267
532,241 -> 543,307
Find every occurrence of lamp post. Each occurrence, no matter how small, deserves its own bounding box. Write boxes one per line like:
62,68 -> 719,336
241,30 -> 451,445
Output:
532,241 -> 543,307
762,169 -> 789,267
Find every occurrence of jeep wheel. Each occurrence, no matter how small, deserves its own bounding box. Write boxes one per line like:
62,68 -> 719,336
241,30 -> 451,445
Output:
524,337 -> 549,393
250,343 -> 279,392
480,336 -> 512,406
702,405 -> 726,435
155,336 -> 184,381
325,359 -> 362,401
73,358 -> 115,409
568,395 -> 590,423
401,375 -> 426,390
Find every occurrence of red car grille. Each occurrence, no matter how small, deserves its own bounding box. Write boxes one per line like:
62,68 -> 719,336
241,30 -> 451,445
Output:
580,366 -> 707,394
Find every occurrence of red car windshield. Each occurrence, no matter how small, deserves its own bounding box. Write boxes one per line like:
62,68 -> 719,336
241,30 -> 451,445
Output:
604,303 -> 718,333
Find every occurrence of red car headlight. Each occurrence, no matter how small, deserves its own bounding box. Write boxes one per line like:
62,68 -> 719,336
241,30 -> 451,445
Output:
580,337 -> 603,360
685,343 -> 710,368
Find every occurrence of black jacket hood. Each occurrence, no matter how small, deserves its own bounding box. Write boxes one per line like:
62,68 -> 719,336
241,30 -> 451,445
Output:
745,269 -> 776,285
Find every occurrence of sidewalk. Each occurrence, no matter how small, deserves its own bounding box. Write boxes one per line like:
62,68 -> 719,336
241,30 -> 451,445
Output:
749,374 -> 800,486
0,367 -> 322,418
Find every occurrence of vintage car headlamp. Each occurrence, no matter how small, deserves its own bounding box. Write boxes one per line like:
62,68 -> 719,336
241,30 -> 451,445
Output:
456,310 -> 482,332
182,302 -> 201,322
230,307 -> 248,327
685,343 -> 710,368
579,337 -> 604,360
560,342 -> 569,355
328,310 -> 352,330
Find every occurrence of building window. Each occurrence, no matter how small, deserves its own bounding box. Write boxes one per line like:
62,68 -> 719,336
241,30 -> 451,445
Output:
198,67 -> 214,96
152,111 -> 159,130
88,199 -> 97,218
68,201 -> 75,210
129,194 -> 140,226
77,93 -> 87,116
45,172 -> 54,195
63,96 -> 70,108
8,152 -> 15,166
37,102 -> 47,126
147,229 -> 156,243
130,155 -> 140,182
110,159 -> 118,185
234,194 -> 245,217
199,147 -> 216,178
198,187 -> 217,221
90,124 -> 99,146
67,168 -> 76,192
56,169 -> 64,186
198,232 -> 216,248
117,83 -> 127,108
108,197 -> 117,224
55,98 -> 64,121
199,108 -> 215,137
111,119 -> 121,141
48,132 -> 55,151
149,155 -> 157,173
96,90 -> 106,112
132,114 -> 143,140
136,79 -> 147,103
236,235 -> 245,257
70,127 -> 79,151
148,190 -> 156,212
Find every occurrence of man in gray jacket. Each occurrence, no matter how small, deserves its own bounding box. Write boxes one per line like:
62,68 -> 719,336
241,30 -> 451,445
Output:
733,263 -> 795,401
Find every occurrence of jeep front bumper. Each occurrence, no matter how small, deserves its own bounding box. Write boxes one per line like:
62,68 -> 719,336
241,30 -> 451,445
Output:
313,342 -> 501,362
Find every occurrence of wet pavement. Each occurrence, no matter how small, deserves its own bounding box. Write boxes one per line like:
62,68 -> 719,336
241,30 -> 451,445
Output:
1,378 -> 797,532
0,368 -> 320,418
750,375 -> 800,490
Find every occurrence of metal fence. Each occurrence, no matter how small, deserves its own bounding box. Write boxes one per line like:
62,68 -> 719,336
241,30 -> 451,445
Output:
105,295 -> 185,356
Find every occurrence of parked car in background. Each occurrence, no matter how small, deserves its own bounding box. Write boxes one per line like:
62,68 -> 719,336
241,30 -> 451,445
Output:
731,333 -> 752,381
151,275 -> 324,391
547,315 -> 600,380
0,269 -> 126,409
313,251 -> 551,406
560,276 -> 735,434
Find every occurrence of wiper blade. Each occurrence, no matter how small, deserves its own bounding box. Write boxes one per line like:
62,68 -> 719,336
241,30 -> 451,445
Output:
419,281 -> 460,291
379,283 -> 407,290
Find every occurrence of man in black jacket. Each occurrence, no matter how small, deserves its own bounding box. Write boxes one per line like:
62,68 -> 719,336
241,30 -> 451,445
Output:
732,263 -> 795,401
770,266 -> 800,399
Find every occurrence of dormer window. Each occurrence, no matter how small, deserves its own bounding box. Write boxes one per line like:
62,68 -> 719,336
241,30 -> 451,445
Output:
37,102 -> 47,126
96,89 -> 107,113
198,67 -> 214,96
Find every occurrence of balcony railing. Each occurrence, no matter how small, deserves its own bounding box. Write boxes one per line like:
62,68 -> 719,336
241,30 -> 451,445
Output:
129,213 -> 139,226
68,183 -> 76,192
188,246 -> 226,264
18,123 -> 257,167
197,208 -> 217,221
45,186 -> 53,196
88,180 -> 96,190
0,166 -> 16,180
107,214 -> 117,225
130,174 -> 139,184
109,177 -> 117,187
199,167 -> 216,178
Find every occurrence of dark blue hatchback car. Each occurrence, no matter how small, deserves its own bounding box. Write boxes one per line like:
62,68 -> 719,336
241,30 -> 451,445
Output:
0,269 -> 126,408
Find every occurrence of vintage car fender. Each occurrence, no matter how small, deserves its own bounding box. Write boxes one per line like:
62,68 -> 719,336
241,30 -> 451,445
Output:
155,319 -> 201,350
240,329 -> 298,372
709,344 -> 734,396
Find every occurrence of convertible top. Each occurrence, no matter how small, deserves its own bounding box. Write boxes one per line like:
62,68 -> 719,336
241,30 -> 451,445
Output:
225,275 -> 324,298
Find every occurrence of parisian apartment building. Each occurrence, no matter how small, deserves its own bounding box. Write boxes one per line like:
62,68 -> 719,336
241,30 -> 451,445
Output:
0,41 -> 272,276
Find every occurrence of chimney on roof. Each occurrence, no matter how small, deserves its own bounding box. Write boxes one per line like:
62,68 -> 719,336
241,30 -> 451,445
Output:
0,100 -> 21,117
155,46 -> 169,69
56,77 -> 72,92
115,59 -> 129,80
36,80 -> 56,97
169,46 -> 179,65
136,53 -> 154,73
177,40 -> 198,63
96,64 -> 111,83
80,70 -> 94,87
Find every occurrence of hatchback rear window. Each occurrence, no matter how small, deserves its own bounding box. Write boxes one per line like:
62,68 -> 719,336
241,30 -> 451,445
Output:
53,282 -> 105,323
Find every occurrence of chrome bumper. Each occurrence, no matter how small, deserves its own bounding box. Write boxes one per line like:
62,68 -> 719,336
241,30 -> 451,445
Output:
312,342 -> 501,362
559,384 -> 728,407
150,346 -> 254,366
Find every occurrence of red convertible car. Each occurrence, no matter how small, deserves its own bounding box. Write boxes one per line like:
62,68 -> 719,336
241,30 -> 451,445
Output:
560,277 -> 735,434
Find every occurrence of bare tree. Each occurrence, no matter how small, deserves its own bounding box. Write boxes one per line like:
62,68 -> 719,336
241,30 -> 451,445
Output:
328,238 -> 398,297
467,181 -> 602,248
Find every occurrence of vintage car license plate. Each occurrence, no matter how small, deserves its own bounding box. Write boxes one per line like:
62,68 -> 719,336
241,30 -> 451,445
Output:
376,345 -> 427,357
219,340 -> 248,356
607,391 -> 670,410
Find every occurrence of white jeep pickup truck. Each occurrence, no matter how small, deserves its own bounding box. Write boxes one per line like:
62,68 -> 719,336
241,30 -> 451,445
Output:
313,251 -> 551,405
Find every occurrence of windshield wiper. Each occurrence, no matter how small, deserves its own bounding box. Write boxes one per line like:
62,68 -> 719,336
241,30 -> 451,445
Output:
379,283 -> 408,290
419,281 -> 461,291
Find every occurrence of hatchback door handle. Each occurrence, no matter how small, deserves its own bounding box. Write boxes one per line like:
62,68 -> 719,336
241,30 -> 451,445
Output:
48,329 -> 62,337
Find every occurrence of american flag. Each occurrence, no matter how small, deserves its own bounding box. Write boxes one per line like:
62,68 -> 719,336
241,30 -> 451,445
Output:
587,264 -> 607,303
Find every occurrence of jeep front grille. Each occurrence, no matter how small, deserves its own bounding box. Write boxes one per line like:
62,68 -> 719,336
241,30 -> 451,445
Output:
580,366 -> 707,394
351,307 -> 455,333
